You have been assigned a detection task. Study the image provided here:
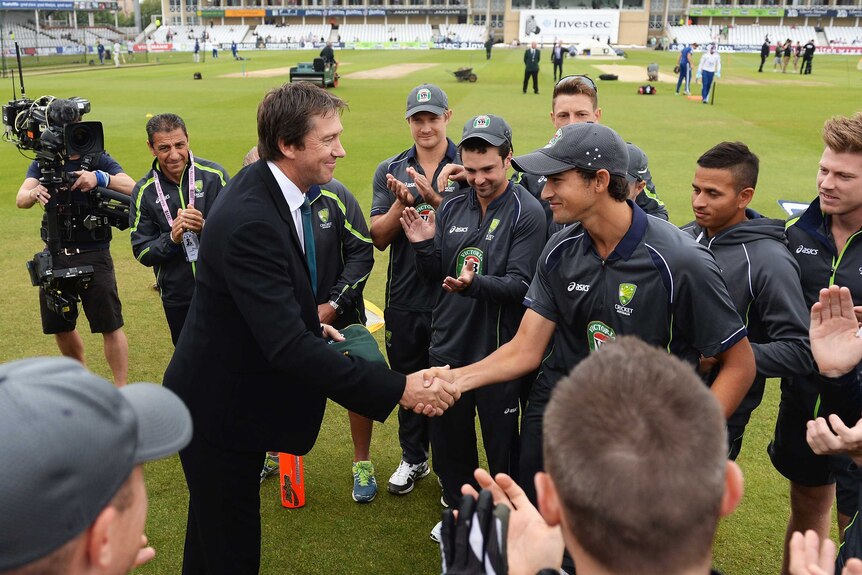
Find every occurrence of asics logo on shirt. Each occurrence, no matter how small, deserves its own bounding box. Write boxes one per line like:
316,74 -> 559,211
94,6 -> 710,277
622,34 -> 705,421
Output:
567,282 -> 590,292
449,226 -> 468,233
796,245 -> 819,255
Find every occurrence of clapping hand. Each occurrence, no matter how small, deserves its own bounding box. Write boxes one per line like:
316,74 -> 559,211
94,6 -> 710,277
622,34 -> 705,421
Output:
400,207 -> 436,243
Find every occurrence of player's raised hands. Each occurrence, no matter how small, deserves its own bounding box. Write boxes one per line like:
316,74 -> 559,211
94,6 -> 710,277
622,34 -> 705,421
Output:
436,163 -> 466,194
386,173 -> 415,207
788,530 -> 862,575
400,206 -> 436,243
810,286 -> 862,378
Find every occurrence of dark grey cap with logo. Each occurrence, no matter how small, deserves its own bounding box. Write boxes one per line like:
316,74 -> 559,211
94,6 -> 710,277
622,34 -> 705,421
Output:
458,114 -> 513,149
0,357 -> 193,571
511,122 -> 629,179
625,142 -> 650,183
405,83 -> 448,118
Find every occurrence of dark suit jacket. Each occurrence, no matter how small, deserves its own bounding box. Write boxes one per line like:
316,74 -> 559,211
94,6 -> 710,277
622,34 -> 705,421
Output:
164,159 -> 405,454
551,46 -> 564,64
524,48 -> 540,72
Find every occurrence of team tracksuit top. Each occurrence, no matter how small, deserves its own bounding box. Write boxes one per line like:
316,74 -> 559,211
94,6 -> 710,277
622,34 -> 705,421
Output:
525,200 -> 747,398
130,157 -> 229,307
681,210 -> 813,428
307,179 -> 374,329
411,183 -> 547,366
785,197 -> 862,413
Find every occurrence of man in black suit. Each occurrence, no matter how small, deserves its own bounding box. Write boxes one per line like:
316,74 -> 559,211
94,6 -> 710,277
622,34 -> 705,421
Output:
163,82 -> 459,575
523,41 -> 541,94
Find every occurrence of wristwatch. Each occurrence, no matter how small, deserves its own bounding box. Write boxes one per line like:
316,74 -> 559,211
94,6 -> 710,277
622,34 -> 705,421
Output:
328,300 -> 343,315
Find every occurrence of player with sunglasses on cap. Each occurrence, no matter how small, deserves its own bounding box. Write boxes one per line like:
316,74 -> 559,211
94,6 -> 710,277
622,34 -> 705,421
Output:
439,75 -> 667,229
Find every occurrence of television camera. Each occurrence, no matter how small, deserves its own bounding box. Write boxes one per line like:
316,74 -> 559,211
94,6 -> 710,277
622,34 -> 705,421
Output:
3,43 -> 130,321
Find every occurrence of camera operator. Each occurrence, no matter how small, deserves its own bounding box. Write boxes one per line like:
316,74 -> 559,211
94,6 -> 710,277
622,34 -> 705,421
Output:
15,136 -> 134,387
129,113 -> 229,345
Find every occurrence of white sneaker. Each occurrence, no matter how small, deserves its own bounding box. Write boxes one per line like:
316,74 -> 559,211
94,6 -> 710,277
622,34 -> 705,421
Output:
387,459 -> 430,495
430,520 -> 442,543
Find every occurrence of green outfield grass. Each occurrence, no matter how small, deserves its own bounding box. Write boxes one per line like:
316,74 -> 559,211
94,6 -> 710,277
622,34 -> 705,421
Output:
0,46 -> 860,574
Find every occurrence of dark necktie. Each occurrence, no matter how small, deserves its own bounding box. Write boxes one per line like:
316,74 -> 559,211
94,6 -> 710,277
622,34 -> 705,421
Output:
300,197 -> 318,297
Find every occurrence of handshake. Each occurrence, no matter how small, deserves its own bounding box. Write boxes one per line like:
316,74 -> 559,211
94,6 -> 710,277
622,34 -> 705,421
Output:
398,366 -> 461,417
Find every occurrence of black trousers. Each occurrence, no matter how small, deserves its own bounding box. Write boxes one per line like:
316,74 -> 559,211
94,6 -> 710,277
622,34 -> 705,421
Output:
385,308 -> 432,464
179,431 -> 264,575
523,69 -> 539,93
553,61 -> 563,81
759,54 -> 767,71
430,358 -> 520,506
164,303 -> 190,346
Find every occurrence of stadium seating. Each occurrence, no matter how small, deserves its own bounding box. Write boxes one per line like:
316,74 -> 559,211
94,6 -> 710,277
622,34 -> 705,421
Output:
825,26 -> 862,45
438,23 -> 486,42
338,24 -> 432,43
254,24 -> 331,43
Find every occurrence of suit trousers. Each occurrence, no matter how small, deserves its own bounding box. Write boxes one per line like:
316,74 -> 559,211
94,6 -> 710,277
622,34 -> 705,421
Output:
523,69 -> 539,93
179,431 -> 265,574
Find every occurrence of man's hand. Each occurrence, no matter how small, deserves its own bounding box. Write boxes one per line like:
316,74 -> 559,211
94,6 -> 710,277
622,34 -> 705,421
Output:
386,174 -> 415,207
806,414 -> 862,466
436,163 -> 467,193
788,530 -> 862,575
810,286 -> 862,378
70,170 -> 98,192
178,206 -> 205,234
461,469 -> 565,575
443,261 -> 476,293
407,166 -> 441,206
401,369 -> 460,416
321,323 -> 345,342
317,302 -> 337,326
400,207 -> 436,243
29,184 -> 50,207
170,210 -> 185,244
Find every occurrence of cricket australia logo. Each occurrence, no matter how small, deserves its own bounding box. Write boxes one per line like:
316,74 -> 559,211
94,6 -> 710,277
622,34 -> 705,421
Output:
317,208 -> 332,229
545,128 -> 563,148
587,321 -> 616,352
615,282 -> 637,316
415,202 -> 434,221
457,247 -> 483,275
485,218 -> 500,241
417,88 -> 431,102
473,115 -> 490,129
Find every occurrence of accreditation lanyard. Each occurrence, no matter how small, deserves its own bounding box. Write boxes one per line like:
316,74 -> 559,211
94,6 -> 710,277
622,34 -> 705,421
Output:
153,150 -> 196,227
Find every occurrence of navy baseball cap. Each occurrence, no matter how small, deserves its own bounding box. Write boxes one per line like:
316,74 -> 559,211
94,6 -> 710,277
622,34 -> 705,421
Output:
458,114 -> 513,149
405,84 -> 448,118
625,143 -> 650,183
0,357 -> 193,571
512,122 -> 629,179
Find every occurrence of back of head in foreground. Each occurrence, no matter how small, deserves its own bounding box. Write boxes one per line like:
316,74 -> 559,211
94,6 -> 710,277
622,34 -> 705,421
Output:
541,336 -> 742,575
0,357 -> 192,575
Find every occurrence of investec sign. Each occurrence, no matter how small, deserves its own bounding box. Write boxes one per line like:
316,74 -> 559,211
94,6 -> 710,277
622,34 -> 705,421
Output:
519,10 -> 620,44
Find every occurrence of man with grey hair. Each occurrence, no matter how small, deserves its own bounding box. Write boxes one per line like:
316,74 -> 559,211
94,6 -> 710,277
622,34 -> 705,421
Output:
0,356 -> 192,575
